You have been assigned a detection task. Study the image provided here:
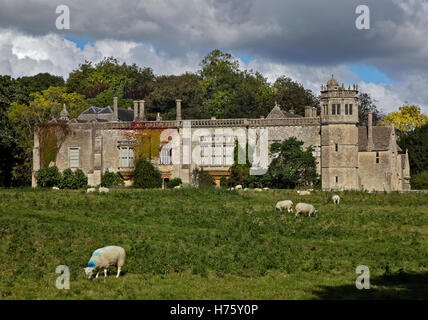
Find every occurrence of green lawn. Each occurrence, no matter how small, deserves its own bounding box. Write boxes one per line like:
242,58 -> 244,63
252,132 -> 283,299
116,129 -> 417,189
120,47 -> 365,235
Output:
0,188 -> 427,299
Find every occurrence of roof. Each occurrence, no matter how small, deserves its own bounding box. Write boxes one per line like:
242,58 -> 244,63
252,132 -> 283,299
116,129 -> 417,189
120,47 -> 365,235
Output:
358,126 -> 393,151
79,106 -> 134,122
266,105 -> 302,119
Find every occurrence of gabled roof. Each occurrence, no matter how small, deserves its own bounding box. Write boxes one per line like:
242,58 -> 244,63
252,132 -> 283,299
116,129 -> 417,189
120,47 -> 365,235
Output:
358,126 -> 393,151
266,104 -> 302,119
79,105 -> 134,122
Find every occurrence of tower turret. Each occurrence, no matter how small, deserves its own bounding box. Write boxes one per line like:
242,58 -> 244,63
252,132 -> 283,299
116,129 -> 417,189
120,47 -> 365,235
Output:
320,75 -> 360,191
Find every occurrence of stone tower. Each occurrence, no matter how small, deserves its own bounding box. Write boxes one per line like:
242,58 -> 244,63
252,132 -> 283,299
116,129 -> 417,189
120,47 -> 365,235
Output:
320,76 -> 359,190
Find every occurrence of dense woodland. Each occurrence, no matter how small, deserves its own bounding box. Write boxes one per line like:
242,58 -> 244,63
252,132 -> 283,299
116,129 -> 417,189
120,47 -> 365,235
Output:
0,49 -> 426,187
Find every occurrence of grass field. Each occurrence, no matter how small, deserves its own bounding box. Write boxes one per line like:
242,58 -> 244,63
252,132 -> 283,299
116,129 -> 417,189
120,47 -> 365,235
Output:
0,188 -> 427,299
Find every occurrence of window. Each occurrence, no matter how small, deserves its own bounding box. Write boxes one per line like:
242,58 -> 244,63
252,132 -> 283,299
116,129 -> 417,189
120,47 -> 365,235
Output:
345,104 -> 348,115
160,147 -> 172,165
335,176 -> 339,183
324,104 -> 328,115
69,148 -> 79,168
332,104 -> 336,115
335,143 -> 338,152
200,135 -> 234,166
349,104 -> 353,115
337,104 -> 341,115
376,152 -> 380,164
120,147 -> 134,168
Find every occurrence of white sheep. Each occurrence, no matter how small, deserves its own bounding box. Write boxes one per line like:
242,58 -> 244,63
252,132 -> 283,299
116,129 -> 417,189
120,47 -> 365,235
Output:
295,202 -> 317,217
235,185 -> 243,190
86,188 -> 96,193
297,190 -> 311,196
98,187 -> 110,193
332,194 -> 340,204
83,246 -> 126,279
52,186 -> 60,190
174,185 -> 182,189
244,188 -> 249,192
275,200 -> 293,213
263,187 -> 270,191
254,188 -> 263,192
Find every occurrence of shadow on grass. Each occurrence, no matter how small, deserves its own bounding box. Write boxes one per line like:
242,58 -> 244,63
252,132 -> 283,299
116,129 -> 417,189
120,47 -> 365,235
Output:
313,270 -> 428,300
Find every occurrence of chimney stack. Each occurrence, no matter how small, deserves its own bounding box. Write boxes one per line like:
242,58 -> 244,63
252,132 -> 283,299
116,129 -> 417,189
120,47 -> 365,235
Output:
133,101 -> 139,121
312,107 -> 317,117
176,99 -> 182,120
367,111 -> 373,151
305,106 -> 311,118
113,97 -> 118,121
139,100 -> 145,120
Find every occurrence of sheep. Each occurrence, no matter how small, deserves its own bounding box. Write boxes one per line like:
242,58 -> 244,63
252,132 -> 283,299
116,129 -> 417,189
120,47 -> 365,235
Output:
86,188 -> 96,193
83,246 -> 126,279
52,186 -> 60,190
254,188 -> 263,192
332,194 -> 340,204
263,187 -> 270,191
295,202 -> 317,217
244,188 -> 249,191
275,200 -> 293,213
98,187 -> 110,193
174,185 -> 182,189
235,185 -> 243,190
297,190 -> 311,196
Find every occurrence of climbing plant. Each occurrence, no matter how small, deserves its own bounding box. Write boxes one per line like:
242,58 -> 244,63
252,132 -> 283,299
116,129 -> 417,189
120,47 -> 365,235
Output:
38,123 -> 70,169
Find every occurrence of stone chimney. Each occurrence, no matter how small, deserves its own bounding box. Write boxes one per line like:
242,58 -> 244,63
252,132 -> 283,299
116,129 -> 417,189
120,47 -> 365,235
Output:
133,101 -> 139,121
305,106 -> 312,117
367,111 -> 373,151
113,97 -> 118,121
176,99 -> 182,120
139,100 -> 145,120
312,107 -> 317,117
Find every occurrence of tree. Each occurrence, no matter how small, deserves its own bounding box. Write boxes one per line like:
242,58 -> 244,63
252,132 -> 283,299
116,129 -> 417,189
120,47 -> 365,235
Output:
8,87 -> 89,185
192,168 -> 215,187
262,137 -> 318,189
133,159 -> 162,188
397,123 -> 428,175
380,105 -> 428,133
358,92 -> 384,126
274,76 -> 320,117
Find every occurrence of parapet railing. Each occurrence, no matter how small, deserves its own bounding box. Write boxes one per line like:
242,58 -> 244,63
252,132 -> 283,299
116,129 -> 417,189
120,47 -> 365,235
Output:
84,117 -> 321,130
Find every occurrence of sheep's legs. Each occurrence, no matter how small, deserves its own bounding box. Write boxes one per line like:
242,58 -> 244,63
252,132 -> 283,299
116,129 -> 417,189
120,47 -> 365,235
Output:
96,272 -> 99,278
116,267 -> 121,278
104,269 -> 108,278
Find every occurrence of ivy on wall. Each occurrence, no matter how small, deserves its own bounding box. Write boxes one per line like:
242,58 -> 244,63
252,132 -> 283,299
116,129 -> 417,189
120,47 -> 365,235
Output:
125,128 -> 163,161
38,123 -> 70,169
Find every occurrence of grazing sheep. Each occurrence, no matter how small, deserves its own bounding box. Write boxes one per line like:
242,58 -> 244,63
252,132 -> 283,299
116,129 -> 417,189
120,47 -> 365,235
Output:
297,190 -> 311,196
263,187 -> 270,191
295,202 -> 317,217
227,187 -> 234,191
332,194 -> 340,204
254,188 -> 263,192
276,200 -> 293,213
174,185 -> 182,189
52,186 -> 60,190
98,187 -> 110,193
244,188 -> 249,191
83,246 -> 126,279
235,185 -> 243,190
86,188 -> 96,193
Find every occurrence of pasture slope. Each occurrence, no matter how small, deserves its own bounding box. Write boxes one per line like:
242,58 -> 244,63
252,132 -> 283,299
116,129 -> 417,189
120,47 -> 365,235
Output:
0,188 -> 427,299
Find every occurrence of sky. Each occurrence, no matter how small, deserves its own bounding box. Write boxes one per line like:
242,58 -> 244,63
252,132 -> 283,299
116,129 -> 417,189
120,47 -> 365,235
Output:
0,0 -> 427,115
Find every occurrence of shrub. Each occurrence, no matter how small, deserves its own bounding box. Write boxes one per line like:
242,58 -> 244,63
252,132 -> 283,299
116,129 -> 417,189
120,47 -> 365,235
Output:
411,171 -> 428,190
166,178 -> 182,188
192,168 -> 215,187
58,168 -> 88,189
101,170 -> 124,187
36,166 -> 62,188
133,158 -> 162,188
220,176 -> 229,188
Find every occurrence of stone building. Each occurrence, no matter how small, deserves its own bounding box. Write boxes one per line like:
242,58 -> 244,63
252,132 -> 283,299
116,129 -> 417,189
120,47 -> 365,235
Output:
32,76 -> 411,191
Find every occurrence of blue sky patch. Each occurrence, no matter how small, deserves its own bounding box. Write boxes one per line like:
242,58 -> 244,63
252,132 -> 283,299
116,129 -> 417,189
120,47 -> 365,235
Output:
347,64 -> 392,84
65,36 -> 95,50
